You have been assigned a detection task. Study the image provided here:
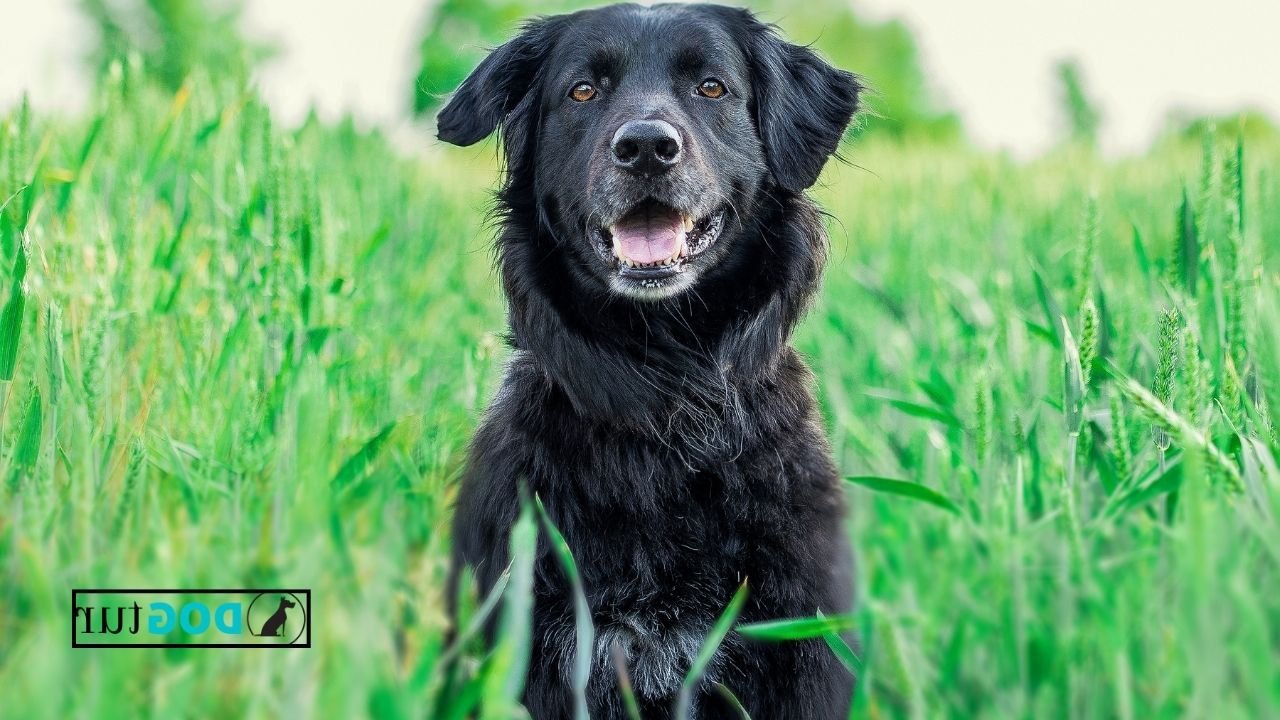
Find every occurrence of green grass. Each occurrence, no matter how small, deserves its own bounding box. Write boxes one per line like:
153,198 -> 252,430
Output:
1,64 -> 1278,719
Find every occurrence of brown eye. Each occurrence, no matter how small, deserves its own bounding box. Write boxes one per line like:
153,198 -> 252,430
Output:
570,82 -> 596,102
697,78 -> 726,99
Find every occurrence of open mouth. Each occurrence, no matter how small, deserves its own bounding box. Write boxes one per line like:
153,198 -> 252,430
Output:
592,200 -> 725,281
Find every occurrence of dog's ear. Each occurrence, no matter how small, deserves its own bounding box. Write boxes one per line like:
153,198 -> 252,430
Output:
436,18 -> 564,146
746,21 -> 861,192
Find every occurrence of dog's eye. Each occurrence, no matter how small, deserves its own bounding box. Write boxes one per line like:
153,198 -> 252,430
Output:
569,82 -> 597,102
697,79 -> 727,99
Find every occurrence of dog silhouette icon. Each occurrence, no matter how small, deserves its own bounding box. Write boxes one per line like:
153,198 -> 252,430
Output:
258,596 -> 296,637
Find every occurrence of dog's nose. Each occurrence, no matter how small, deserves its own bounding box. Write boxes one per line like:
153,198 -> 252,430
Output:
611,119 -> 682,175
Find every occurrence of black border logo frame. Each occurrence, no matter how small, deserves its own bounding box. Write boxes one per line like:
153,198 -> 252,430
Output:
71,588 -> 312,649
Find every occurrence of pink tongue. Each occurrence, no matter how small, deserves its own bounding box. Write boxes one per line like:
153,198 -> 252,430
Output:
613,207 -> 684,264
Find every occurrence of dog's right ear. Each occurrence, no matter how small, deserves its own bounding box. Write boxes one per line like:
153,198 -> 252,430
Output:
436,18 -> 564,147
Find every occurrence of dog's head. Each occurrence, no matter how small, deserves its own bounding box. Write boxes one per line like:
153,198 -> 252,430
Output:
438,3 -> 859,300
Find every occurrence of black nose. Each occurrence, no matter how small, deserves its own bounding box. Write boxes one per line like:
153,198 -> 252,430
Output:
611,119 -> 682,175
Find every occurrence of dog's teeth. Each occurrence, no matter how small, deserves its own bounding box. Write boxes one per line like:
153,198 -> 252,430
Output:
671,239 -> 688,263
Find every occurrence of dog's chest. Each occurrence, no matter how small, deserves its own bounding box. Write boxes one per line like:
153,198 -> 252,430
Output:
541,440 -> 789,586
511,366 -> 840,702
527,384 -> 824,599
540,476 -> 759,701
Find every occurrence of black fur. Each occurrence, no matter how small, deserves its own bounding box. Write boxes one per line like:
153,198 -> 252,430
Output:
438,4 -> 860,717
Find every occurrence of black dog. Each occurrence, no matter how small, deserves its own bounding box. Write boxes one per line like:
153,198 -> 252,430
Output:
438,4 -> 859,717
259,596 -> 295,637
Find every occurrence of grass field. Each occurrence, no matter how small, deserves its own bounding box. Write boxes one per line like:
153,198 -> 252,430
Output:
1,62 -> 1278,719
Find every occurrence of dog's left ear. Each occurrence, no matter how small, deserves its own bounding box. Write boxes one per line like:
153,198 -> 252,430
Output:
436,17 -> 565,147
746,22 -> 861,192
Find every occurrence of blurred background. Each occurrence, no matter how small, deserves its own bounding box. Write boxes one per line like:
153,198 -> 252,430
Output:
2,0 -> 1278,157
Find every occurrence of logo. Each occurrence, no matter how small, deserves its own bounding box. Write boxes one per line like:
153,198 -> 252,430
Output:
72,589 -> 311,648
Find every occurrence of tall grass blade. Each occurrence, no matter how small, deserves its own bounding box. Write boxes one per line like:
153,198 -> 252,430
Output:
481,498 -> 538,718
675,580 -> 748,720
844,475 -> 960,515
737,613 -> 858,641
712,683 -> 752,720
535,495 -> 595,720
610,640 -> 643,720
1177,187 -> 1199,296
0,237 -> 28,382
8,386 -> 42,490
1062,319 -> 1085,436
822,630 -> 863,676
434,569 -> 511,671
331,419 -> 399,498
1033,264 -> 1066,347
866,392 -> 963,429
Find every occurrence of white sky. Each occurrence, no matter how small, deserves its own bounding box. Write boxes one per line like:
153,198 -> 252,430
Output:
1,0 -> 1277,157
